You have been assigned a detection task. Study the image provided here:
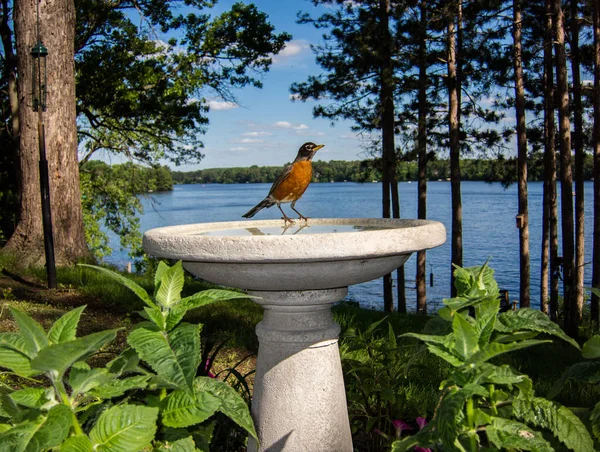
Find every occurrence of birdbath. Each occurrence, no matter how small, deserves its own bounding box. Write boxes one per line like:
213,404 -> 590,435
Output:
143,218 -> 446,452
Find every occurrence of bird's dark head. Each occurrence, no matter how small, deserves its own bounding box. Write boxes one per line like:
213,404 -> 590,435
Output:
295,142 -> 324,161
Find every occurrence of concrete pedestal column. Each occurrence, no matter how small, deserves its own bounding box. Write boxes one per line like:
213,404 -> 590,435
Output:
247,288 -> 352,452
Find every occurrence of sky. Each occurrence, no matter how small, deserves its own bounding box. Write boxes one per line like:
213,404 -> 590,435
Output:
174,0 -> 370,170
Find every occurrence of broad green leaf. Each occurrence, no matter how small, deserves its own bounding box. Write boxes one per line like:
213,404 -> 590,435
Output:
452,314 -> 479,360
548,361 -> 600,399
0,386 -> 20,418
0,346 -> 38,377
31,329 -> 120,377
195,377 -> 257,440
155,436 -> 196,452
154,261 -> 169,293
48,306 -> 86,344
165,306 -> 188,331
107,348 -> 140,375
89,375 -> 150,399
69,365 -> 110,397
590,401 -> 600,441
9,388 -> 49,409
156,261 -> 185,308
0,333 -> 35,357
79,264 -> 155,308
493,331 -> 540,343
402,331 -> 454,346
179,288 -> 251,311
144,306 -> 167,331
437,387 -> 466,447
60,435 -> 93,452
476,364 -> 527,386
475,312 -> 496,347
514,397 -> 594,452
8,308 -> 48,356
89,405 -> 158,452
495,309 -> 580,349
426,343 -> 464,367
466,340 -> 551,366
127,323 -> 200,395
582,335 -> 600,359
161,389 -> 220,428
486,417 -> 553,451
387,322 -> 397,349
0,405 -> 72,452
474,297 -> 500,319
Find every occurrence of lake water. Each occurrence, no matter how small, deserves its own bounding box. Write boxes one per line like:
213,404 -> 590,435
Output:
104,181 -> 596,312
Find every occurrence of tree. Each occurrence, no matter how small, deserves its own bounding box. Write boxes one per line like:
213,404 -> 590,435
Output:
592,0 -> 600,325
513,0 -> 530,308
1,0 -> 289,266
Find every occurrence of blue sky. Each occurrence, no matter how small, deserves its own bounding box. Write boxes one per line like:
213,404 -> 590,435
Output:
179,0 -> 369,170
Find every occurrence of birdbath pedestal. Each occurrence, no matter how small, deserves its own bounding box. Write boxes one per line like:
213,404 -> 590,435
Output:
143,218 -> 446,452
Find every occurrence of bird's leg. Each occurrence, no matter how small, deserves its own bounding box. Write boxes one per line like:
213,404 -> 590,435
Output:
290,200 -> 308,222
277,204 -> 294,224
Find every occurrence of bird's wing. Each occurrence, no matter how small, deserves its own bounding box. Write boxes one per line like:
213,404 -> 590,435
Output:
267,164 -> 294,196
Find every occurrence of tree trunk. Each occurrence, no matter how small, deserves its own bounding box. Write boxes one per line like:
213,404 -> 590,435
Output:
592,0 -> 600,325
544,0 -> 559,319
416,0 -> 428,314
5,0 -> 90,267
514,0 -> 530,308
553,0 -> 577,337
380,0 -> 395,312
392,178 -> 406,313
448,4 -> 462,297
571,0 -> 585,324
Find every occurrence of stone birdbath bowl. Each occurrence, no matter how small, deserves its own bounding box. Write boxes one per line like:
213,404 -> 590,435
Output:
143,218 -> 446,452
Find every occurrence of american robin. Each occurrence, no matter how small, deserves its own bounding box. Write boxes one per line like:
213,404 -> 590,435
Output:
242,142 -> 324,223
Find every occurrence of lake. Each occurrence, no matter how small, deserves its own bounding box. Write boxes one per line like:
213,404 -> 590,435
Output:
104,181 -> 596,312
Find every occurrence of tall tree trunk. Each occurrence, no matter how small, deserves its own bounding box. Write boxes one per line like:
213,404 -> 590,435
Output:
416,0 -> 428,314
380,0 -> 395,312
571,0 -> 585,323
544,0 -> 559,319
553,0 -> 577,337
448,3 -> 462,296
392,175 -> 406,313
592,0 -> 600,325
5,0 -> 90,268
514,0 -> 530,308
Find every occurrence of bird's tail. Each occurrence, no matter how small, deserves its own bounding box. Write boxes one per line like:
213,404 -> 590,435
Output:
242,198 -> 275,218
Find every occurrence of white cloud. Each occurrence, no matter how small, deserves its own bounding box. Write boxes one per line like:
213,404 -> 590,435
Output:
231,138 -> 263,144
242,131 -> 272,137
294,124 -> 309,131
274,121 -> 293,129
289,93 -> 303,101
208,100 -> 238,111
271,40 -> 311,64
230,147 -> 249,151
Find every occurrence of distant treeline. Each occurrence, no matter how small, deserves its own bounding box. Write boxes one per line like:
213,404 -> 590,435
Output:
82,161 -> 174,193
171,154 -> 595,185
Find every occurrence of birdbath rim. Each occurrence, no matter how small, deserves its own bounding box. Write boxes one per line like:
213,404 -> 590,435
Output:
142,217 -> 446,263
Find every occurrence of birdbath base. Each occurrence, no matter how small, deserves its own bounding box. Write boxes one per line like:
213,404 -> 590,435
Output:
246,288 -> 352,452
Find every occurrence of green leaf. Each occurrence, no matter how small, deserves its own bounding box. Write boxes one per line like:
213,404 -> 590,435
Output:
495,309 -> 580,349
476,364 -> 528,386
0,404 -> 72,452
514,397 -> 594,452
8,307 -> 48,356
453,314 -> 479,360
402,331 -> 454,346
195,377 -> 257,440
590,401 -> 600,441
437,387 -> 466,447
156,261 -> 185,308
127,323 -> 200,395
426,343 -> 464,367
60,435 -> 93,452
466,340 -> 551,366
31,329 -> 120,377
143,306 -> 167,331
107,348 -> 140,375
69,365 -> 110,397
548,361 -> 600,399
89,405 -> 158,452
582,335 -> 600,359
0,345 -> 37,377
155,436 -> 197,452
9,388 -> 49,409
161,389 -> 220,428
179,289 -> 250,311
79,264 -> 155,308
154,261 -> 169,294
48,306 -> 86,344
475,312 -> 496,347
89,375 -> 150,399
486,417 -> 553,451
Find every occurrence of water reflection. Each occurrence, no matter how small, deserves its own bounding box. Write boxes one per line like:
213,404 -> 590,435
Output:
197,223 -> 395,237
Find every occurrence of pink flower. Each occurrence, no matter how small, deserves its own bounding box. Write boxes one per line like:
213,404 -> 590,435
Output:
416,417 -> 428,431
414,447 -> 432,452
392,419 -> 412,432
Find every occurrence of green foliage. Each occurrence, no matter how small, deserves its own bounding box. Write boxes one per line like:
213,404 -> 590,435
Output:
392,263 -> 593,452
0,261 -> 256,451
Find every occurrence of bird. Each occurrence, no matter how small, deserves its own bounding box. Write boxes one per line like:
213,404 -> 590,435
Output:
242,142 -> 325,224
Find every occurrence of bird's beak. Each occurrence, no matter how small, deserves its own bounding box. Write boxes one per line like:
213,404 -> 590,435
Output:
313,144 -> 324,153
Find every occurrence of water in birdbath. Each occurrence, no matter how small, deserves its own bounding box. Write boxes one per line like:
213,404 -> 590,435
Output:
196,223 -> 395,237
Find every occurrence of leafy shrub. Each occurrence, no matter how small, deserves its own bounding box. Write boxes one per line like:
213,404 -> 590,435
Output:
392,263 -> 594,452
0,261 -> 256,451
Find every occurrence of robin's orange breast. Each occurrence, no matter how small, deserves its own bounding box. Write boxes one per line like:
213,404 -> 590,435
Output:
272,161 -> 313,203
